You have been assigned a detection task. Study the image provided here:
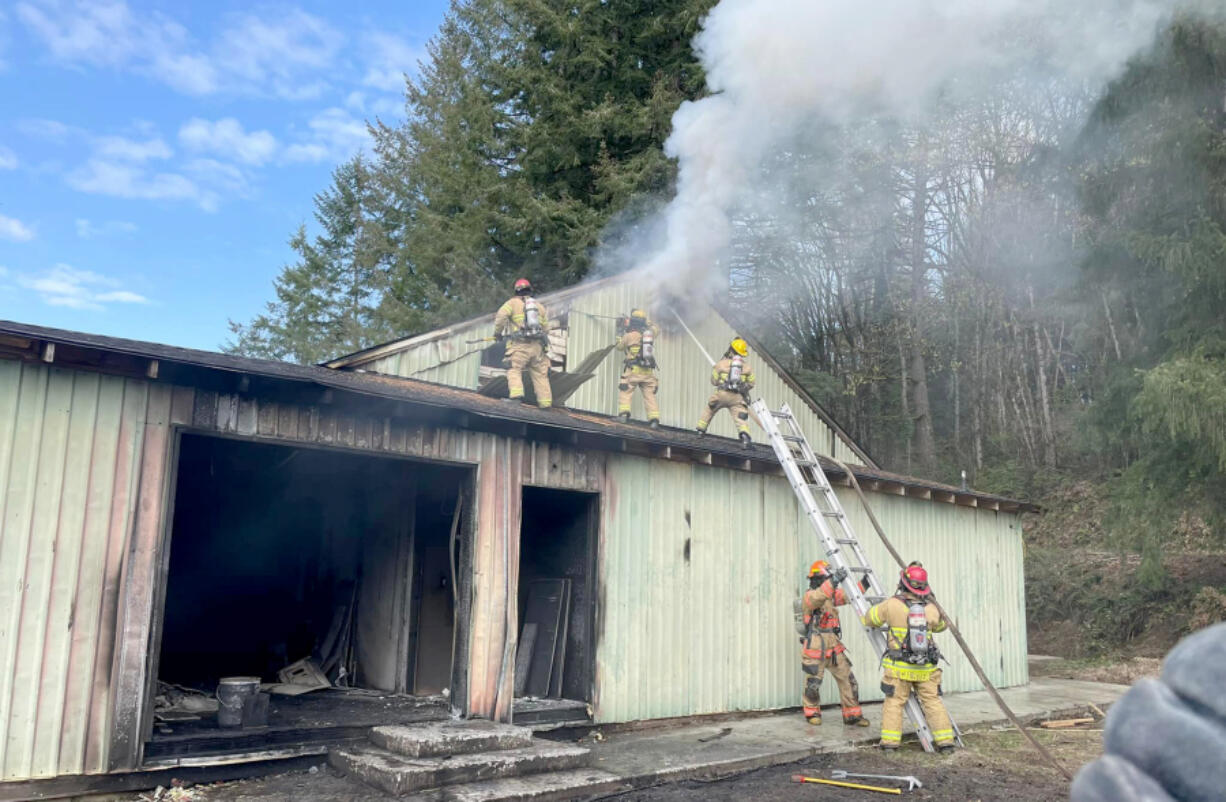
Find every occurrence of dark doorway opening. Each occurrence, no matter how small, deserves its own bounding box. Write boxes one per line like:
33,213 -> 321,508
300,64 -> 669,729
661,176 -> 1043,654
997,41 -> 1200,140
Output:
515,486 -> 597,722
146,433 -> 471,763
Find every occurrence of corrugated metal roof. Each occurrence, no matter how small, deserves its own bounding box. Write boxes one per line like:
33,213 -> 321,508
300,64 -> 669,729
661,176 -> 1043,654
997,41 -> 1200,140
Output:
322,276 -> 877,468
0,320 -> 1035,512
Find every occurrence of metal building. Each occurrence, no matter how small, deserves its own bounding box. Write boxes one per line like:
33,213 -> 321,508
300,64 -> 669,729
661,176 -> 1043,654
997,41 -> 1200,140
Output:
0,289 -> 1031,790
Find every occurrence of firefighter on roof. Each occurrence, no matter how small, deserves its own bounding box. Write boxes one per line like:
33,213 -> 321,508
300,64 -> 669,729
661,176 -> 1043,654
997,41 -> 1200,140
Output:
862,562 -> 957,753
696,337 -> 755,446
493,278 -> 553,408
615,308 -> 660,428
798,560 -> 870,727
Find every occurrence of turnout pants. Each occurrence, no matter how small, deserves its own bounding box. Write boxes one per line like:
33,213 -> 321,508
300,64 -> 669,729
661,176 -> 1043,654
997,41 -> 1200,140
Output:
506,340 -> 552,407
801,638 -> 863,721
618,370 -> 659,421
696,389 -> 750,434
879,667 -> 954,747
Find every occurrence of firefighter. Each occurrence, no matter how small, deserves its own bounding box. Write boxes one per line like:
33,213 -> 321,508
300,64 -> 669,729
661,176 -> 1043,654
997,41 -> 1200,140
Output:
493,278 -> 553,408
862,563 -> 956,753
800,560 -> 870,727
615,308 -> 660,428
695,337 -> 755,447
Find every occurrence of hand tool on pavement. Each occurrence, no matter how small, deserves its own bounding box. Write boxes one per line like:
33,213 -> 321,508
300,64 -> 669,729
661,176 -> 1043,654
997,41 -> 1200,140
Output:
791,775 -> 900,795
831,770 -> 923,791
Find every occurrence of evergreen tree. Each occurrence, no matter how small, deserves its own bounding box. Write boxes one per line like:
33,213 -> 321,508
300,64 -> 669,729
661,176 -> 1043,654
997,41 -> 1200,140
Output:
227,157 -> 392,364
1074,11 -> 1226,573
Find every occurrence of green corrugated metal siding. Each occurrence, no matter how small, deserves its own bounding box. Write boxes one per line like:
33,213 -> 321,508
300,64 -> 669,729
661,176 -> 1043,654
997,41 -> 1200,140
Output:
0,362 -> 149,780
594,451 -> 1026,724
368,327 -> 483,389
359,280 -> 862,464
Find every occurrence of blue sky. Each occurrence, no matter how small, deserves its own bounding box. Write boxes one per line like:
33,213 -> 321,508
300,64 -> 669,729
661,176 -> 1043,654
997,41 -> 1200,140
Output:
0,0 -> 450,351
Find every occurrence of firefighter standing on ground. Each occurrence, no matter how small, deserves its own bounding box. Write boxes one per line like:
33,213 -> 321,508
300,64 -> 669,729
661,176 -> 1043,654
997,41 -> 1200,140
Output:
493,278 -> 553,408
862,563 -> 957,753
799,560 -> 870,727
696,337 -> 755,446
616,309 -> 660,428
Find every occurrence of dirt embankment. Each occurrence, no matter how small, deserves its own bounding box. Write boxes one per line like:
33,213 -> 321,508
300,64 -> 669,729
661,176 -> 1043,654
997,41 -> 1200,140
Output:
1023,481 -> 1226,659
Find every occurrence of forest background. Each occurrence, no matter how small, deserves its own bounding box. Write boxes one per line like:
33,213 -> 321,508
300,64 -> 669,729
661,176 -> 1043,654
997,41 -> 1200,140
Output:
229,1 -> 1226,658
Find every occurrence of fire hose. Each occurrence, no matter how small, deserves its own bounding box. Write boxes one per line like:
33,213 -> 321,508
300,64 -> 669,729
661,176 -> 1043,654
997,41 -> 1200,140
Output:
829,454 -> 1074,781
666,306 -> 1072,780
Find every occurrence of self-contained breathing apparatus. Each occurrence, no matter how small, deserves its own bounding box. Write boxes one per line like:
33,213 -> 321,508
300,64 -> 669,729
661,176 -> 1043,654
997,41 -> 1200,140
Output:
724,354 -> 745,391
617,311 -> 658,369
509,296 -> 547,343
890,600 -> 942,666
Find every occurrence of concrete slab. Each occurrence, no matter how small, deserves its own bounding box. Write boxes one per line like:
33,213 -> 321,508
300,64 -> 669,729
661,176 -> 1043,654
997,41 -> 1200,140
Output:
584,678 -> 1128,791
428,769 -> 630,802
330,742 -> 591,796
373,720 -> 535,757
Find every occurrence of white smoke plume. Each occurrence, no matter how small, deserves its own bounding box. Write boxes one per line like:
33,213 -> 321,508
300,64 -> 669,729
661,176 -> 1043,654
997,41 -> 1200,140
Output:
639,0 -> 1182,302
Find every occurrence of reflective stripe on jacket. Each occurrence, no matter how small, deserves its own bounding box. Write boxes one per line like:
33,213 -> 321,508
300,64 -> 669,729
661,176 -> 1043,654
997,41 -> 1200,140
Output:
862,594 -> 946,678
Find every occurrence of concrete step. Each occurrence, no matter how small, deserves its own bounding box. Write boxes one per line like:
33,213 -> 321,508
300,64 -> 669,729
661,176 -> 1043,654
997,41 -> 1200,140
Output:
427,768 -> 629,801
373,721 -> 536,757
330,742 -> 591,797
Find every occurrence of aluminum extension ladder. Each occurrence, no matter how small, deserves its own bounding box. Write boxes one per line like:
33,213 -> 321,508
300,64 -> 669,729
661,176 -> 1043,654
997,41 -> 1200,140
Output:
752,399 -> 951,752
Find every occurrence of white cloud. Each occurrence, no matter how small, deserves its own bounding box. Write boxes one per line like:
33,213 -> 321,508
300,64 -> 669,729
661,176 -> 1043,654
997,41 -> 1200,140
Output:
362,32 -> 422,92
179,117 -> 277,166
0,145 -> 16,170
16,263 -> 149,310
0,214 -> 36,242
16,117 -> 74,141
215,9 -> 342,100
284,107 -> 371,163
75,218 -> 137,238
67,158 -> 202,203
17,1 -> 341,99
95,134 -> 172,162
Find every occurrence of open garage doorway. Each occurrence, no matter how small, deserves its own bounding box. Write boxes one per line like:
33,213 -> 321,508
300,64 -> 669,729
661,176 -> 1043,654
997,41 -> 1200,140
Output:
514,487 -> 598,725
146,433 -> 472,761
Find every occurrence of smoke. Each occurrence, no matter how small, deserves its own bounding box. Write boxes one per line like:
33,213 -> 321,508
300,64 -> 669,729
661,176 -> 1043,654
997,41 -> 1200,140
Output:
637,0 -> 1182,302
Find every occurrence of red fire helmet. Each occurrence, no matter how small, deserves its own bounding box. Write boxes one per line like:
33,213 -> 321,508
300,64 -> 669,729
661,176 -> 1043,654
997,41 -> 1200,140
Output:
900,564 -> 931,596
514,278 -> 532,293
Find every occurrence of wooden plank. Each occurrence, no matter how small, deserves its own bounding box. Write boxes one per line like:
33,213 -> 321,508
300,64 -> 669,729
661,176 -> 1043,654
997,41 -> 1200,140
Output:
106,383 -> 173,771
513,623 -> 538,697
548,580 -> 572,699
84,380 -> 148,773
522,579 -> 567,698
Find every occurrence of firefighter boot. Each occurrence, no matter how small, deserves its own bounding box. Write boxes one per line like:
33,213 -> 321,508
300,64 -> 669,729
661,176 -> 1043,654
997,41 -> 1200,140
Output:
739,431 -> 752,448
649,419 -> 659,429
619,412 -> 631,422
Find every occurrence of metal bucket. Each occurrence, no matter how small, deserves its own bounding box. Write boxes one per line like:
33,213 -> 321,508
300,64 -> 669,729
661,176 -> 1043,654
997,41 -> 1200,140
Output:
216,676 -> 260,728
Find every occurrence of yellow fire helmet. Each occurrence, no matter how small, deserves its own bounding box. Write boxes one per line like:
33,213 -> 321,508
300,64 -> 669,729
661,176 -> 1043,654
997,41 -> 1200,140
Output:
730,337 -> 749,356
630,308 -> 648,321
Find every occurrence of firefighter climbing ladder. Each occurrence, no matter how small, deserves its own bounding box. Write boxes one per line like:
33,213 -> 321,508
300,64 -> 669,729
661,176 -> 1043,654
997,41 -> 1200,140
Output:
751,399 -> 959,753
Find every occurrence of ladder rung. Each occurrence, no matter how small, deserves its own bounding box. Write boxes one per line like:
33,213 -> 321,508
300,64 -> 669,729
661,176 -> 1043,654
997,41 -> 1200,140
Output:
771,410 -> 792,419
821,511 -> 843,518
795,460 -> 816,468
835,538 -> 858,544
781,434 -> 805,443
848,567 -> 874,574
864,595 -> 887,603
